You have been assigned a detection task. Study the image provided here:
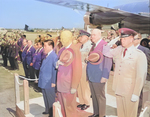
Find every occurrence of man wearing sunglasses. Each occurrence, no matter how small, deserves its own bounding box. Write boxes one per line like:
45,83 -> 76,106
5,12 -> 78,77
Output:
133,33 -> 150,116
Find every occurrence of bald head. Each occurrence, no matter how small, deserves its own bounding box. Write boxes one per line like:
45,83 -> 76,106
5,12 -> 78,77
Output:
28,40 -> 33,47
91,29 -> 102,43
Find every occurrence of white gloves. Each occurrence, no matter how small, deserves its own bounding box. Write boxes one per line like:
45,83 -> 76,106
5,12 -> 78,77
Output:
131,94 -> 139,102
107,36 -> 120,47
56,60 -> 64,69
70,88 -> 77,94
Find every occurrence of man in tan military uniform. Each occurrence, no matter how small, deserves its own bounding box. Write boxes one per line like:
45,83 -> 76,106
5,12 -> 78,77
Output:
77,30 -> 91,110
103,28 -> 147,117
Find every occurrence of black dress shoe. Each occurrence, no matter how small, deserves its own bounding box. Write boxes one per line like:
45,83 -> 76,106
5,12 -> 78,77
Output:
42,112 -> 49,114
81,105 -> 90,110
77,104 -> 85,108
88,114 -> 99,117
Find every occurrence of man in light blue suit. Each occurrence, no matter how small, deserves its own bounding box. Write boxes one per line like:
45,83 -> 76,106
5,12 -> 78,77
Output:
38,39 -> 58,117
86,29 -> 112,117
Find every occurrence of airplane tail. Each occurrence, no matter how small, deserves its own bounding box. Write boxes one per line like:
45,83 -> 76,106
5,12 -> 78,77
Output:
24,24 -> 29,31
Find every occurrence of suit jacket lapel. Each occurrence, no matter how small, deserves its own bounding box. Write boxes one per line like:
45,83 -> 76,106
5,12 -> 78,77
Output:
94,40 -> 105,52
41,51 -> 54,69
137,45 -> 142,50
58,47 -> 65,58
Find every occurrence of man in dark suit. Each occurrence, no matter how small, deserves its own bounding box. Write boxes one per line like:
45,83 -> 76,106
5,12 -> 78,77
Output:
26,40 -> 35,79
30,42 -> 44,79
22,39 -> 28,78
87,29 -> 112,117
38,39 -> 58,117
17,35 -> 26,62
133,33 -> 150,117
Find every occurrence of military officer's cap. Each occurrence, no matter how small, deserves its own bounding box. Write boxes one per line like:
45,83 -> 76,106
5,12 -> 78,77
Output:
118,28 -> 137,38
78,30 -> 90,38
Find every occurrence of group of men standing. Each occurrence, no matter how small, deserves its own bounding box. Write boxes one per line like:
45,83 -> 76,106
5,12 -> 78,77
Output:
0,28 -> 149,117
35,27 -> 149,117
1,34 -> 19,70
20,36 -> 45,80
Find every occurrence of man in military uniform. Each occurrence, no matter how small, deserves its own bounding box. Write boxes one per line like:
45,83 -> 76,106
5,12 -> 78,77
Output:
103,28 -> 147,117
2,39 -> 9,67
7,39 -> 13,69
1,34 -> 7,66
11,39 -> 19,70
77,30 -> 91,110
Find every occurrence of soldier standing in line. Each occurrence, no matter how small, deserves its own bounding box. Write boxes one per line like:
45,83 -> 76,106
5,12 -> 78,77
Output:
2,39 -> 9,67
11,39 -> 19,70
1,34 -> 7,66
76,30 -> 92,110
7,39 -> 13,69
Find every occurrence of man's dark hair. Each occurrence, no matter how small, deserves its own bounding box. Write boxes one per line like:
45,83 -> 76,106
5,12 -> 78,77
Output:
38,39 -> 41,42
44,39 -> 54,48
140,38 -> 150,49
38,41 -> 42,46
23,35 -> 26,38
47,34 -> 52,37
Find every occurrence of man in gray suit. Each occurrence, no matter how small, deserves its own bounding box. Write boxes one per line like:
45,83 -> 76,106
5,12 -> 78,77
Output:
133,33 -> 150,117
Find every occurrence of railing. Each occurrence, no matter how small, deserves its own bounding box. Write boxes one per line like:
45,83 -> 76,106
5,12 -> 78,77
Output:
14,73 -> 38,116
14,73 -> 63,117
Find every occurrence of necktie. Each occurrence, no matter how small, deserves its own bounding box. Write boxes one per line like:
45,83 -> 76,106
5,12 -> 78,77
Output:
45,54 -> 48,59
81,44 -> 83,49
88,43 -> 96,55
91,43 -> 96,51
123,48 -> 127,57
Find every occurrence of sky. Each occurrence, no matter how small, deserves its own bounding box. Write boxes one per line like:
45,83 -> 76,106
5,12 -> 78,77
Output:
0,0 -> 148,29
